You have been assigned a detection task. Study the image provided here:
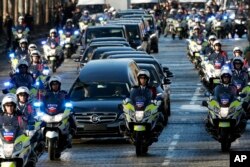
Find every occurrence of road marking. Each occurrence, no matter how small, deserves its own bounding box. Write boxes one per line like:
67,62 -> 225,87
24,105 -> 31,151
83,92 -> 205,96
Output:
190,87 -> 200,105
162,134 -> 180,166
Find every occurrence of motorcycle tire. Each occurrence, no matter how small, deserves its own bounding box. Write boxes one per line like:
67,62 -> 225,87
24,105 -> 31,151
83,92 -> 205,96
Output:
135,132 -> 148,156
167,99 -> 171,116
48,139 -> 56,160
52,60 -> 57,73
220,129 -> 231,152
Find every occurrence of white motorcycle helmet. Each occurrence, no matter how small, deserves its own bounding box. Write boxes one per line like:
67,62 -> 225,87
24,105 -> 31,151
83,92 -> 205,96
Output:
233,47 -> 243,54
17,60 -> 29,69
50,29 -> 57,35
49,75 -> 62,90
18,16 -> 24,23
30,50 -> 41,57
232,56 -> 244,68
137,70 -> 150,85
28,44 -> 37,50
1,93 -> 17,111
220,69 -> 232,84
208,35 -> 217,41
19,38 -> 28,44
16,86 -> 30,97
213,40 -> 222,46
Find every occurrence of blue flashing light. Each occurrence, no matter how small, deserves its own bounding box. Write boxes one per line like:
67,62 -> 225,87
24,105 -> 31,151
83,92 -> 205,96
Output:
4,82 -> 10,87
65,102 -> 73,108
41,41 -> 46,45
9,53 -> 15,58
34,102 -> 42,107
59,30 -> 63,34
74,30 -> 79,35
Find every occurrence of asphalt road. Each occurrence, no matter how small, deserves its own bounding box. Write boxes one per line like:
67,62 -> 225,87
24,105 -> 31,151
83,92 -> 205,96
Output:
0,35 -> 249,167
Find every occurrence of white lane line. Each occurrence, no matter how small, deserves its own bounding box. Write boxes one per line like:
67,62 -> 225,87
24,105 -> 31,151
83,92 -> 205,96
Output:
162,134 -> 180,166
190,86 -> 200,105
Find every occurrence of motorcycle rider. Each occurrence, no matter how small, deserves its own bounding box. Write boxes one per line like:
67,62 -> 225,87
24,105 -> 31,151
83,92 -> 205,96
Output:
11,60 -> 34,89
42,76 -> 77,147
231,57 -> 248,92
47,28 -> 60,45
130,70 -> 153,105
15,38 -> 29,63
188,8 -> 198,20
28,43 -> 38,55
202,35 -> 217,55
129,70 -> 162,140
0,93 -> 37,166
213,69 -> 237,102
208,40 -> 228,66
190,26 -> 203,40
12,16 -> 30,50
29,50 -> 46,79
79,10 -> 92,23
63,19 -> 75,33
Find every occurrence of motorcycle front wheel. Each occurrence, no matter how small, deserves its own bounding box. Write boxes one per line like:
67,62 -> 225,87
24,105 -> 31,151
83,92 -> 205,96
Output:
135,132 -> 148,156
48,139 -> 57,160
220,128 -> 231,152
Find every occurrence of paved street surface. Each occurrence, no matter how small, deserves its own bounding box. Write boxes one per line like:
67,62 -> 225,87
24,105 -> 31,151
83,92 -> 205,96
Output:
1,35 -> 250,166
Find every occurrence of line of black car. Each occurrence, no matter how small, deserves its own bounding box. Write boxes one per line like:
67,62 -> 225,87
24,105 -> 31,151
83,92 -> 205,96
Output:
70,9 -> 173,138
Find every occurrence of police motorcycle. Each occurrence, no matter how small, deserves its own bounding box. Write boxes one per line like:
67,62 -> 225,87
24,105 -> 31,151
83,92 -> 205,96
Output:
211,17 -> 226,39
233,16 -> 247,38
59,29 -> 80,59
12,27 -> 30,50
42,40 -> 63,73
173,18 -> 187,40
33,100 -> 73,160
187,38 -> 208,69
121,96 -> 163,156
0,123 -> 38,167
202,91 -> 247,151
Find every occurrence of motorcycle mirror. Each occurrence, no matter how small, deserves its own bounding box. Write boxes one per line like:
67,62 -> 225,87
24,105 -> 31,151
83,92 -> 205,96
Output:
163,78 -> 171,85
118,104 -> 123,110
239,93 -> 247,98
202,101 -> 208,107
167,72 -> 173,78
163,66 -> 169,72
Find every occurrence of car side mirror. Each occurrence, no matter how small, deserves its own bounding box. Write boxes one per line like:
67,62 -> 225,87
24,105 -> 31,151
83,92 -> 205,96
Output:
163,78 -> 171,85
202,101 -> 208,107
163,67 -> 169,72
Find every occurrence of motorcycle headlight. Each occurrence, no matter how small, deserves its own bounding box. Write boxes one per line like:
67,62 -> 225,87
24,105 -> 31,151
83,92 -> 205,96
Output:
42,114 -> 53,122
4,82 -> 11,87
242,21 -> 246,24
14,142 -> 22,152
220,107 -> 229,118
3,144 -> 14,157
65,102 -> 73,108
9,53 -> 15,58
135,111 -> 144,122
41,41 -> 46,45
235,19 -> 241,24
58,30 -> 63,34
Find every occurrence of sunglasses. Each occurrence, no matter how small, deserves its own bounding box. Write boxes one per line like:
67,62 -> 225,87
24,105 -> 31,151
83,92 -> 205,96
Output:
51,82 -> 59,85
139,76 -> 147,79
18,93 -> 28,97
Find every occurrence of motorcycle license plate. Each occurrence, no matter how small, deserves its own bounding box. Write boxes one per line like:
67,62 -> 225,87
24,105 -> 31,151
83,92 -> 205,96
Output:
216,27 -> 222,30
219,122 -> 230,127
195,53 -> 200,57
213,79 -> 220,84
49,57 -> 56,61
134,125 -> 146,131
65,44 -> 71,48
1,162 -> 16,166
65,38 -> 71,43
17,34 -> 23,38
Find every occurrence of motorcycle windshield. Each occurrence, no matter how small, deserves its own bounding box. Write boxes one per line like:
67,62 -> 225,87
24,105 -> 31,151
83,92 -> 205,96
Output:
218,93 -> 231,107
0,125 -> 19,142
134,96 -> 147,110
44,97 -> 64,115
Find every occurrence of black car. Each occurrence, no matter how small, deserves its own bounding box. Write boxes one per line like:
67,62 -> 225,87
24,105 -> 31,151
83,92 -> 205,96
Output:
90,46 -> 134,61
101,50 -> 147,59
107,54 -> 154,59
89,37 -> 127,44
82,25 -> 128,50
69,59 -> 140,138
